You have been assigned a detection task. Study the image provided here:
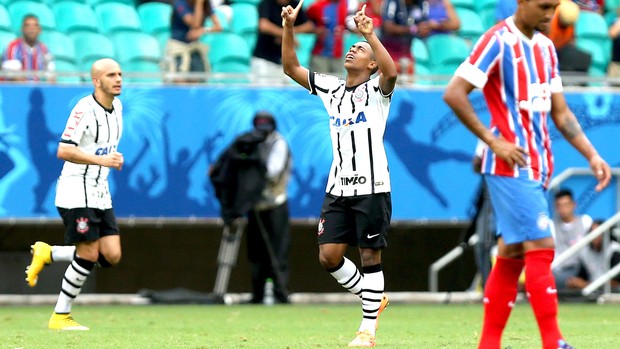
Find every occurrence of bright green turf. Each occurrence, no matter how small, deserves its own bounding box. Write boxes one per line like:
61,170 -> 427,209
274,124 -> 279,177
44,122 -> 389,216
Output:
1,302 -> 619,348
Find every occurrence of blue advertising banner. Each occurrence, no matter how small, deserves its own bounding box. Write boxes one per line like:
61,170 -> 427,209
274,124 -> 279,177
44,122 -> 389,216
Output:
0,85 -> 617,220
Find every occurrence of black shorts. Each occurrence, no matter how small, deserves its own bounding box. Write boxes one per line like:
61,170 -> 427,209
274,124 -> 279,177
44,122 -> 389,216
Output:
57,207 -> 120,245
317,192 -> 391,249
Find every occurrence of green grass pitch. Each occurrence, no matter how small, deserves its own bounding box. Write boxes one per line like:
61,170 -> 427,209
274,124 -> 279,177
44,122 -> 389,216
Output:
1,302 -> 619,348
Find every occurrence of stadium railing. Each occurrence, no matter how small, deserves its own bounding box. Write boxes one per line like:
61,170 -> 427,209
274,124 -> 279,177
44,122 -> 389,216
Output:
428,167 -> 620,293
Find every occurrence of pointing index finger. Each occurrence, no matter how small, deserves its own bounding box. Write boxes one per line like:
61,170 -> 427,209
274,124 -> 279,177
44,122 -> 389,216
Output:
295,0 -> 304,11
361,4 -> 366,14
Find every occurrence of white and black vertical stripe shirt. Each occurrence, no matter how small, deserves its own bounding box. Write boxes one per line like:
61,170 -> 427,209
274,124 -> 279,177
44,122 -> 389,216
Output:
309,72 -> 392,197
55,94 -> 123,209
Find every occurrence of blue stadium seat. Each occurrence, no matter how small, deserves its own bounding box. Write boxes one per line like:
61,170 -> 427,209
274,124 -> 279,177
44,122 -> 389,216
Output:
39,30 -> 75,64
0,5 -> 11,32
454,8 -> 486,46
426,34 -> 470,75
205,6 -> 231,32
230,3 -> 258,50
204,32 -> 250,67
138,2 -> 172,35
95,2 -> 141,35
54,60 -> 83,83
295,32 -> 316,68
411,37 -> 430,68
53,1 -> 98,34
451,0 -> 475,11
111,31 -> 161,64
475,0 -> 497,12
87,0 -> 135,6
8,1 -> 55,35
414,63 -> 434,86
576,38 -> 609,73
575,11 -> 609,41
69,31 -> 115,72
0,29 -> 16,53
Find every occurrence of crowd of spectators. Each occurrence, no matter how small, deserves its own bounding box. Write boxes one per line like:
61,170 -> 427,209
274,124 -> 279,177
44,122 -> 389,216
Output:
1,0 -> 620,83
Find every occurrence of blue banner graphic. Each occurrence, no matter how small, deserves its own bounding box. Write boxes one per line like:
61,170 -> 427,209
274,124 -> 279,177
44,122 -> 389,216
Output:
0,85 -> 617,220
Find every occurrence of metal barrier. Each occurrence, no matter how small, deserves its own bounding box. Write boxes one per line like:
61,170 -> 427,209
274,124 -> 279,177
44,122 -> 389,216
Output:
428,167 -> 620,293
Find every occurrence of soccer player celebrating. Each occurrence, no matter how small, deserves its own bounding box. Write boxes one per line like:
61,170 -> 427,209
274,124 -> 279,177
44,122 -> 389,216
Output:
282,2 -> 397,347
25,58 -> 124,330
443,1 -> 611,348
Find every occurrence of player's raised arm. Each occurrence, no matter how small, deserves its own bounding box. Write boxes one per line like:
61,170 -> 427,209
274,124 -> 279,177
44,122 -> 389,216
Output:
282,0 -> 310,90
353,5 -> 397,94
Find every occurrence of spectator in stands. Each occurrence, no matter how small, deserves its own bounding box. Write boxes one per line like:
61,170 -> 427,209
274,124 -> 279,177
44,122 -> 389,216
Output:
425,0 -> 461,36
548,0 -> 592,75
566,219 -> 620,292
166,0 -> 222,83
2,14 -> 54,81
307,0 -> 348,75
572,0 -> 604,14
252,0 -> 314,83
495,0 -> 517,22
381,0 -> 429,75
552,189 -> 593,291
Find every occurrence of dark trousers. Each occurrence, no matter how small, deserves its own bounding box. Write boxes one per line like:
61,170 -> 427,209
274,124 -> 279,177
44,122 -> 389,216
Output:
246,201 -> 290,303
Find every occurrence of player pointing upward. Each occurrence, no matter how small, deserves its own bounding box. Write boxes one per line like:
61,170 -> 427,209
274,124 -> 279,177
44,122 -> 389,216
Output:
443,0 -> 611,348
283,2 -> 397,347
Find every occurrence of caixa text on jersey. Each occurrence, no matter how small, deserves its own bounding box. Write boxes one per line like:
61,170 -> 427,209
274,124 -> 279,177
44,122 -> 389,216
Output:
95,145 -> 117,155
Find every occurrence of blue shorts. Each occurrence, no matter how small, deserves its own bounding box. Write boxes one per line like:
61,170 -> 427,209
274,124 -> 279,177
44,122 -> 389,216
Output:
484,175 -> 552,244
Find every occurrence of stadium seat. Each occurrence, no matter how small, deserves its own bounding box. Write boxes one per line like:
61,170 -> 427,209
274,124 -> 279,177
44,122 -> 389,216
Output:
0,5 -> 11,32
70,31 -> 115,72
122,60 -> 163,83
426,34 -> 470,75
39,30 -> 75,64
205,6 -> 231,32
454,8 -> 486,46
0,29 -> 16,53
414,63 -> 434,86
295,32 -> 316,68
8,1 -> 55,35
479,7 -> 496,31
112,31 -> 161,64
411,37 -> 430,68
54,60 -> 83,83
204,32 -> 250,67
451,0 -> 475,11
228,0 -> 261,5
53,1 -> 98,34
475,0 -> 497,12
138,2 -> 172,35
575,38 -> 609,73
575,11 -> 609,41
95,2 -> 141,35
87,0 -> 135,6
230,2 -> 258,50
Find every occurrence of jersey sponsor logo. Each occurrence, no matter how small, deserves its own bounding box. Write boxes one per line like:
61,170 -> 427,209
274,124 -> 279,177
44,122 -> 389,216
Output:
95,145 -> 117,156
317,218 -> 325,236
330,111 -> 367,127
76,217 -> 89,234
518,82 -> 551,112
340,174 -> 367,186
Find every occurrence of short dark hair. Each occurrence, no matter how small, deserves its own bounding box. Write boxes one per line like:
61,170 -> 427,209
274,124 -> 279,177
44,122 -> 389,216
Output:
253,111 -> 276,132
22,14 -> 39,25
554,189 -> 573,201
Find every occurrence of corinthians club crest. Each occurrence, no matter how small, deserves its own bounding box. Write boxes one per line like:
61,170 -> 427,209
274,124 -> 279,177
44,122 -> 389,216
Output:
76,217 -> 89,234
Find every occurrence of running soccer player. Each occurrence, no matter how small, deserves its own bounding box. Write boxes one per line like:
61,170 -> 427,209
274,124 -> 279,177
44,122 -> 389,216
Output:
282,2 -> 397,347
443,1 -> 611,348
25,58 -> 124,330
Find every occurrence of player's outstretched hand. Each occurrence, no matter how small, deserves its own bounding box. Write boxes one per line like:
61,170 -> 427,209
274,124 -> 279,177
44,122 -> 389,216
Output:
589,154 -> 611,192
353,5 -> 373,35
488,136 -> 527,168
281,0 -> 304,27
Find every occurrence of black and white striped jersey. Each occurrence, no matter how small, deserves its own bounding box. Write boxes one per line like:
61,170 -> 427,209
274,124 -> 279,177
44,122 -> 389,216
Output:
55,94 -> 123,209
309,72 -> 392,197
